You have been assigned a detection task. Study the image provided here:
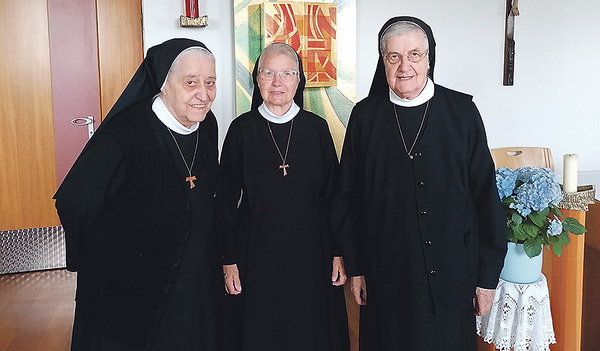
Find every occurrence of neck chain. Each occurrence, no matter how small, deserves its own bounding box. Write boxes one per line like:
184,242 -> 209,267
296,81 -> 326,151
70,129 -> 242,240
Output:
393,101 -> 429,160
167,127 -> 199,189
266,119 -> 294,176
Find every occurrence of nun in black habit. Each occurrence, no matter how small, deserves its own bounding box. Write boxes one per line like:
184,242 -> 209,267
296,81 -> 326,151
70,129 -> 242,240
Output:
220,43 -> 350,351
54,38 -> 223,350
332,17 -> 507,350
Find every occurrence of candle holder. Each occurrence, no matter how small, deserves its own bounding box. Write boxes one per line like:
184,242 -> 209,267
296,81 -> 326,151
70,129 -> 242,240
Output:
558,185 -> 596,211
179,14 -> 208,27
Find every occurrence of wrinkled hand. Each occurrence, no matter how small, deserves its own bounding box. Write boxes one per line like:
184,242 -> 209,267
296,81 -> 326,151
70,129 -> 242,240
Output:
473,287 -> 495,316
331,256 -> 347,286
350,276 -> 367,305
223,264 -> 242,295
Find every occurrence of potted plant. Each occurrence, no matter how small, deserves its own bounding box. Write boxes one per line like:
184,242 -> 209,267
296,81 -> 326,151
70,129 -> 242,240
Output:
495,166 -> 586,283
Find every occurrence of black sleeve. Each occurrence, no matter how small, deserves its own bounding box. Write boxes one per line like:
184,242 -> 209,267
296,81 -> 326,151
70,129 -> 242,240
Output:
218,120 -> 244,265
318,118 -> 342,257
54,132 -> 125,271
331,107 -> 366,277
466,102 -> 507,288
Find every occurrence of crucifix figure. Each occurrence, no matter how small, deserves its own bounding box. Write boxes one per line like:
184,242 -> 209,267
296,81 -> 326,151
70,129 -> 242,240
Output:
504,0 -> 520,86
186,175 -> 197,189
279,164 -> 289,176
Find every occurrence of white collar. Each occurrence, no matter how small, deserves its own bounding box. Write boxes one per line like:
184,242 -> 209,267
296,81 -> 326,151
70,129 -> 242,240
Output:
389,77 -> 434,107
258,102 -> 300,124
152,96 -> 199,135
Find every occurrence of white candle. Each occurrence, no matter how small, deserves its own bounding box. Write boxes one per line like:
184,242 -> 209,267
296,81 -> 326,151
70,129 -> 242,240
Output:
563,154 -> 578,193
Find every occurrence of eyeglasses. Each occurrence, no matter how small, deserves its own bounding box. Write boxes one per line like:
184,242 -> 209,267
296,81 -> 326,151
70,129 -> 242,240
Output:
258,69 -> 299,82
384,49 -> 429,64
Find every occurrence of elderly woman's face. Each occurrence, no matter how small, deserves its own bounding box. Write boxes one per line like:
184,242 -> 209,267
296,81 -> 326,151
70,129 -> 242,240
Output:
161,53 -> 216,127
257,53 -> 299,115
383,30 -> 429,100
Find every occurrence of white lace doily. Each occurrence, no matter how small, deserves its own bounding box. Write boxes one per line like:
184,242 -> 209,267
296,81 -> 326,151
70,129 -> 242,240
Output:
476,274 -> 556,351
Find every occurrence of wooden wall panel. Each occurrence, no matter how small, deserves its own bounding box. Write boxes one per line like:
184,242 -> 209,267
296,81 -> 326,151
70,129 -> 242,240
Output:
582,202 -> 600,351
96,0 -> 144,120
542,209 -> 586,351
0,0 -> 59,230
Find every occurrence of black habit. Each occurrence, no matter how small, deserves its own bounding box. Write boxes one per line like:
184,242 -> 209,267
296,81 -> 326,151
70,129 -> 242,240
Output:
221,109 -> 349,351
54,39 -> 223,350
220,44 -> 349,351
332,17 -> 507,350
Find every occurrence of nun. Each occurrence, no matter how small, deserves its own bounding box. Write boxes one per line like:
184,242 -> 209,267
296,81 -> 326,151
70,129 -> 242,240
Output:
332,17 -> 507,350
220,42 -> 350,351
54,38 -> 223,350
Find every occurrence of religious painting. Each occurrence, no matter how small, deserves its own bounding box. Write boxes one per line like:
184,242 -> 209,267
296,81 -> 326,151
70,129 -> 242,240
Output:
234,0 -> 356,155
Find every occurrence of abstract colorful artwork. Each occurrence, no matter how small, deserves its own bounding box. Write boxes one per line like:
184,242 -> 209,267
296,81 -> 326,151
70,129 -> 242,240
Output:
262,2 -> 337,87
234,0 -> 356,155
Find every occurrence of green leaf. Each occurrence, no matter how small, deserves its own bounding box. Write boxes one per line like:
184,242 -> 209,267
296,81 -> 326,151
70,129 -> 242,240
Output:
522,223 -> 540,238
547,235 -> 560,244
562,217 -> 587,235
552,207 -> 564,219
503,197 -> 516,206
528,210 -> 547,227
513,224 -> 529,241
558,231 -> 571,245
552,243 -> 564,257
511,212 -> 523,226
506,226 -> 516,243
523,239 -> 542,258
536,234 -> 550,246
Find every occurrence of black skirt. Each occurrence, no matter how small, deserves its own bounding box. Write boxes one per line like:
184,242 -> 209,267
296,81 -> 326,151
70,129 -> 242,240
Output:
359,303 -> 477,351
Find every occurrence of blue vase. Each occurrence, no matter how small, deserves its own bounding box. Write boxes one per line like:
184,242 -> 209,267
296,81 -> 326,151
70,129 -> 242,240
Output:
499,242 -> 543,284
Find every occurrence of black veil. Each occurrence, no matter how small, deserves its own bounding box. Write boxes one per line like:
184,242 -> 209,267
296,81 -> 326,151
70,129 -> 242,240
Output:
368,16 -> 436,98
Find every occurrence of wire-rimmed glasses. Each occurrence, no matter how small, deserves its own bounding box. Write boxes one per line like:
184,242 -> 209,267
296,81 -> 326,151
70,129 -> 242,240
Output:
258,69 -> 299,82
384,49 -> 429,64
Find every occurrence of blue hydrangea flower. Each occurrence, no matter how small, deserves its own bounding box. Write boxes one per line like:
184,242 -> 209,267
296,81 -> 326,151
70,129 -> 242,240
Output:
494,165 -> 585,256
509,201 -> 531,216
509,167 -> 563,216
548,218 -> 563,236
495,167 -> 517,199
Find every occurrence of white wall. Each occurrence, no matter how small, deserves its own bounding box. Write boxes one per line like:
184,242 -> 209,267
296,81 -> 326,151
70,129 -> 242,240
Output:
142,0 -> 600,173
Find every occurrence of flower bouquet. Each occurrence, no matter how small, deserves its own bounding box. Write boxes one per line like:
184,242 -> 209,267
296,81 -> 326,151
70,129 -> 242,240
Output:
495,166 -> 586,258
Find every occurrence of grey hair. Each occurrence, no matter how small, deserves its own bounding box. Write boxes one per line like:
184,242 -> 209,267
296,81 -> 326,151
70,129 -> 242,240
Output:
380,21 -> 428,55
257,43 -> 300,72
161,46 -> 215,90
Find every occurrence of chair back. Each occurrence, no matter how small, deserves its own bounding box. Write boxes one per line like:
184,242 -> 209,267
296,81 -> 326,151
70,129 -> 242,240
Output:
491,147 -> 554,170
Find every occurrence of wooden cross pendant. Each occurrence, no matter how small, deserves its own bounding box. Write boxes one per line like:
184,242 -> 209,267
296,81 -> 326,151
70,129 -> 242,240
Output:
279,164 -> 289,176
186,175 -> 197,189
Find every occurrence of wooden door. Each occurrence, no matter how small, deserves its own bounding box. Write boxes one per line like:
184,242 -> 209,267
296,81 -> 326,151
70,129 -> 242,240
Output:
48,0 -> 102,189
96,0 -> 144,119
0,0 -> 142,232
49,0 -> 144,186
0,0 -> 58,230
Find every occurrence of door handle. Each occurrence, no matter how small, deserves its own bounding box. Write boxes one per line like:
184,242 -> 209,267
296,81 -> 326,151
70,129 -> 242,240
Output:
70,116 -> 95,139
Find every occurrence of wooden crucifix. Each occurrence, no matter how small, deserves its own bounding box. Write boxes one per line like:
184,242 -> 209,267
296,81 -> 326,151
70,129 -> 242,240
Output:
504,0 -> 520,86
